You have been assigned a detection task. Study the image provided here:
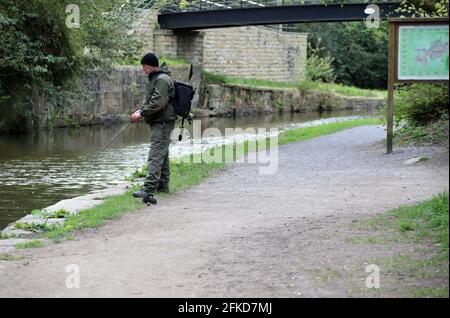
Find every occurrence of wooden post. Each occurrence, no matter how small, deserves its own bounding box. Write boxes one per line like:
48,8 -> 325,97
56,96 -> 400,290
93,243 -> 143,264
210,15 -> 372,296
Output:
386,22 -> 396,154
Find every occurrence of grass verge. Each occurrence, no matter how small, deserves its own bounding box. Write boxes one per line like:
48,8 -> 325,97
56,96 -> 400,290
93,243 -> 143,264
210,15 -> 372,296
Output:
42,118 -> 380,241
46,161 -> 226,241
393,114 -> 449,147
15,240 -> 45,249
0,253 -> 24,261
204,71 -> 386,98
115,56 -> 190,67
298,80 -> 386,98
359,192 -> 448,257
351,192 -> 449,297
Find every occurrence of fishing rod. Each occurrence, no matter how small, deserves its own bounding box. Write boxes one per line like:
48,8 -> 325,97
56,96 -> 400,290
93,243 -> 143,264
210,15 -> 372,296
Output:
95,119 -> 133,157
97,64 -> 194,153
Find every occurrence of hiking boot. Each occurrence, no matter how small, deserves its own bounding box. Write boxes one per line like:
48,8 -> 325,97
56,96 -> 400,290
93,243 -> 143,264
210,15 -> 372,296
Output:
157,185 -> 169,193
143,193 -> 157,205
133,189 -> 146,198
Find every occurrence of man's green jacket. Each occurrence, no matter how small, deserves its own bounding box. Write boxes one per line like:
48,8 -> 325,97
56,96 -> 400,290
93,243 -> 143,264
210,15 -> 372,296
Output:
140,63 -> 177,124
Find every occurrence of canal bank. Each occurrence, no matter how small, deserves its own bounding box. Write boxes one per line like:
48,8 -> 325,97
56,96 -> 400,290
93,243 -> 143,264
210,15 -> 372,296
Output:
0,111 -> 378,230
0,116 -> 380,239
0,125 -> 447,297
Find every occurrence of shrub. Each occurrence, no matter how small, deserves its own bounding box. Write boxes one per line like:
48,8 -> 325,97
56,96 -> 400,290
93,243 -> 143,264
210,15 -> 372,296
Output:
305,42 -> 336,83
394,83 -> 449,126
394,112 -> 449,146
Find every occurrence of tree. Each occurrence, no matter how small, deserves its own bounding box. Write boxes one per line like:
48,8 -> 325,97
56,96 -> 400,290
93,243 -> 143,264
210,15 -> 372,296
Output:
0,0 -> 141,132
400,0 -> 449,17
296,21 -> 389,89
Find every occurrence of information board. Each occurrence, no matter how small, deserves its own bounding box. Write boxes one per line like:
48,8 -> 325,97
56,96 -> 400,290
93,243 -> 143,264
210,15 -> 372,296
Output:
398,25 -> 449,80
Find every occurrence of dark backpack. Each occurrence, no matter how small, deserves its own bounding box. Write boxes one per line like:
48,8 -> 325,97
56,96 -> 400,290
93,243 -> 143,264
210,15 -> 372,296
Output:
154,72 -> 195,121
171,80 -> 195,120
154,65 -> 195,141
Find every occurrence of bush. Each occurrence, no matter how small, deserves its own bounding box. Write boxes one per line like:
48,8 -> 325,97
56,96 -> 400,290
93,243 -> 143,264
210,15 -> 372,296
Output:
394,113 -> 449,146
394,83 -> 449,126
305,42 -> 336,83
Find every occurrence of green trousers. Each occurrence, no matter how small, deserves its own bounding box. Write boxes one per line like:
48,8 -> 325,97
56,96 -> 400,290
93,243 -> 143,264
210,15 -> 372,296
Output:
144,121 -> 175,194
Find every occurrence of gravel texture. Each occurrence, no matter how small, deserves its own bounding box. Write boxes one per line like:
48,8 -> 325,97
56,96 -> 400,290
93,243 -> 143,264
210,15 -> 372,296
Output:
0,125 -> 448,297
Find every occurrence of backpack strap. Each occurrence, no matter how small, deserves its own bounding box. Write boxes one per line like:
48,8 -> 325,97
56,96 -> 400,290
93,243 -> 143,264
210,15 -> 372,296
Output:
149,72 -> 175,100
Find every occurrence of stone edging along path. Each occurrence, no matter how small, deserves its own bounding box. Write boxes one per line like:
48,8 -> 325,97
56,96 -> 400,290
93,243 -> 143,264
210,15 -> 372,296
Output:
0,182 -> 133,250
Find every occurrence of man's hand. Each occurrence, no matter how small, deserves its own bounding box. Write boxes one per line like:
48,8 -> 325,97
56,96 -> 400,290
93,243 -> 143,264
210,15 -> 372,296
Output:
131,110 -> 142,122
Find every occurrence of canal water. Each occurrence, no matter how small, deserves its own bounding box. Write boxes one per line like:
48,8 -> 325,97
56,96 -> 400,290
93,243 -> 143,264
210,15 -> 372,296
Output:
0,109 -> 378,229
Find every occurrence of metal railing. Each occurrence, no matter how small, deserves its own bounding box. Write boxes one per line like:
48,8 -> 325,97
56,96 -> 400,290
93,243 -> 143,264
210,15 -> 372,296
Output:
122,0 -> 397,14
123,0 -> 157,10
119,0 -> 157,22
159,0 -> 395,13
162,0 -> 319,12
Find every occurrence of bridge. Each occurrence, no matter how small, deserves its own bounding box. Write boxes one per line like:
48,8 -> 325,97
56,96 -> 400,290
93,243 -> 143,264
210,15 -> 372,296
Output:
154,0 -> 403,30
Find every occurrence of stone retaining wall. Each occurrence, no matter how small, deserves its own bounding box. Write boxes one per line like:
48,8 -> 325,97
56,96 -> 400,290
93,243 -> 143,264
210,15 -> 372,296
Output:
34,67 -> 384,128
202,84 -> 385,117
39,65 -> 191,128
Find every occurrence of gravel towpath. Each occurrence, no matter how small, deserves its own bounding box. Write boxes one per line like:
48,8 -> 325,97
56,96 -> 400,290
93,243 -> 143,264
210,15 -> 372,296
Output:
0,125 -> 448,297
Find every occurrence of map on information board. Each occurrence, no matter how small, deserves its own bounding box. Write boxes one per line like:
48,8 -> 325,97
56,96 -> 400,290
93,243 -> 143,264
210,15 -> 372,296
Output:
398,25 -> 449,80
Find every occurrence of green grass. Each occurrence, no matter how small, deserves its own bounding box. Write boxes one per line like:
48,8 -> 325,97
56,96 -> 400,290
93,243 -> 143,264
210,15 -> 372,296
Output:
393,115 -> 449,147
298,80 -> 386,98
44,118 -> 379,241
204,72 -> 297,89
159,56 -> 190,66
410,287 -> 449,298
31,209 -> 43,216
46,209 -> 71,219
369,252 -> 449,297
31,209 -> 69,219
15,222 -> 52,233
358,192 -> 449,257
204,71 -> 386,98
46,159 -> 226,240
116,56 -> 190,67
374,253 -> 448,279
45,193 -> 144,240
391,192 -> 449,256
345,236 -> 400,244
352,192 -> 449,297
15,240 -> 45,249
0,253 -> 23,261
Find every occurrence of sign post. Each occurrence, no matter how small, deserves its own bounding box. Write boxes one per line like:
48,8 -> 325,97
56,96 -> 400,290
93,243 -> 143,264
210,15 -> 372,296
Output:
386,18 -> 449,154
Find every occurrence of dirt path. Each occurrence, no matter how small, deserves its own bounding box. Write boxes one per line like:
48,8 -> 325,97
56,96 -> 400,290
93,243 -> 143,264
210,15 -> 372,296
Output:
0,125 -> 448,297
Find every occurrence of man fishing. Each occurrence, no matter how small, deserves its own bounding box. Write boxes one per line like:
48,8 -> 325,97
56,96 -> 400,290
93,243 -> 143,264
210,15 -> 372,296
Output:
131,52 -> 177,205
